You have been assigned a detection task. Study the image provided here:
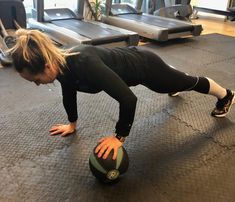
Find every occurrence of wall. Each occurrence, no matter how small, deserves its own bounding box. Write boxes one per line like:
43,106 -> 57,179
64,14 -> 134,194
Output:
196,0 -> 231,11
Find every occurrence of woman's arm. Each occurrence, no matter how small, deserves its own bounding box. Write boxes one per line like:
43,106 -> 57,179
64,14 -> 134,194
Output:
84,55 -> 137,159
84,55 -> 137,137
61,82 -> 78,123
49,81 -> 78,136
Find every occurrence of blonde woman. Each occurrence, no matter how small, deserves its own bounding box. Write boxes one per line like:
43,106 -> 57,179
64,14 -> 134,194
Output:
11,29 -> 234,160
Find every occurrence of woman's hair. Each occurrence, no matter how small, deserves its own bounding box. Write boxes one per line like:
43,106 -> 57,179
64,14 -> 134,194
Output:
10,28 -> 75,75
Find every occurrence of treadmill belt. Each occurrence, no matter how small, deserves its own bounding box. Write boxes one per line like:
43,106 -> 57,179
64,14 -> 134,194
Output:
52,19 -> 126,39
118,14 -> 194,33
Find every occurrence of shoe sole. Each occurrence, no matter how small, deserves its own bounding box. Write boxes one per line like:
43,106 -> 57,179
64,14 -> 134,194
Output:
168,92 -> 180,97
213,91 -> 235,118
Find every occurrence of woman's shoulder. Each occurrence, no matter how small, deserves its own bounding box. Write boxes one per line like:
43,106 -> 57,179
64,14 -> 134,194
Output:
65,45 -> 94,63
69,44 -> 96,54
65,45 -> 97,69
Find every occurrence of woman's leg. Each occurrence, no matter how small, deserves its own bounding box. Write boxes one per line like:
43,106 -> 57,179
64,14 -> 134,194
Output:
140,50 -> 235,117
140,50 -> 208,94
207,77 -> 226,99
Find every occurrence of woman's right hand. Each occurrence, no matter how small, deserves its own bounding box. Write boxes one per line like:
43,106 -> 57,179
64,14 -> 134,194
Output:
49,121 -> 77,137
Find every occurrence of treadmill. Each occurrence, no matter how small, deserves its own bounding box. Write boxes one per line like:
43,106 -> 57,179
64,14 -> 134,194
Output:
28,0 -> 139,48
102,0 -> 203,41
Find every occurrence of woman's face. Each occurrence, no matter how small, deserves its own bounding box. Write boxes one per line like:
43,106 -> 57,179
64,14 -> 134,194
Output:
20,64 -> 59,86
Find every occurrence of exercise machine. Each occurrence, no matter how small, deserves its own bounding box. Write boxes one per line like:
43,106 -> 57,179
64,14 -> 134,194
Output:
153,0 -> 193,21
193,0 -> 235,20
0,20 -> 15,66
102,0 -> 202,41
228,0 -> 235,21
0,0 -> 26,67
27,0 -> 139,47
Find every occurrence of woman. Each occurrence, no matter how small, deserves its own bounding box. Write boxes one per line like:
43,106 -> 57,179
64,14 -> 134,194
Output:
11,29 -> 234,160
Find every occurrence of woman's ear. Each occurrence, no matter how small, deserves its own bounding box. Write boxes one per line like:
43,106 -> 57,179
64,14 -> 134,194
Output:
45,63 -> 50,70
44,63 -> 54,74
44,63 -> 59,78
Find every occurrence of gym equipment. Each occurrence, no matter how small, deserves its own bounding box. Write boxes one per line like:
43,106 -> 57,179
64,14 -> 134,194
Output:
153,0 -> 193,21
102,0 -> 202,42
0,20 -> 16,49
193,0 -> 235,20
0,20 -> 15,66
228,7 -> 235,21
0,0 -> 26,29
28,0 -> 139,48
89,145 -> 129,183
0,0 -> 26,67
229,0 -> 235,12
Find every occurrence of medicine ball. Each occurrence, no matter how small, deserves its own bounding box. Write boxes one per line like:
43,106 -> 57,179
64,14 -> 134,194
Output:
89,146 -> 129,183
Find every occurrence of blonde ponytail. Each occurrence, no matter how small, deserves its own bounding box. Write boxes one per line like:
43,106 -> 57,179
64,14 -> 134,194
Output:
10,28 -> 77,74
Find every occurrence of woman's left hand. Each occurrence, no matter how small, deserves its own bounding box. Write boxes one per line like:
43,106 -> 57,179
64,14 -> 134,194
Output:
95,135 -> 123,160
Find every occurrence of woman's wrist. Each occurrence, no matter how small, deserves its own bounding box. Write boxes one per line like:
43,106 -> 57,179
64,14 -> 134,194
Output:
115,134 -> 126,143
69,121 -> 77,129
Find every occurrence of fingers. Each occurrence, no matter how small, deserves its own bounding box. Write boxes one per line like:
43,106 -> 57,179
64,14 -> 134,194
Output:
98,144 -> 108,158
61,131 -> 70,137
49,124 -> 61,135
97,145 -> 118,160
50,127 -> 63,136
95,139 -> 108,153
50,124 -> 63,130
103,146 -> 112,159
95,136 -> 120,160
49,124 -> 74,136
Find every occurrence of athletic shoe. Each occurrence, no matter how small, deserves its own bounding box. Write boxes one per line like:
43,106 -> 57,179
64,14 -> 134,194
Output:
168,92 -> 180,97
211,89 -> 235,117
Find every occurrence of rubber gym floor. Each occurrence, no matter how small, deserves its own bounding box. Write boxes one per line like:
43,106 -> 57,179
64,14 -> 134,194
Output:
0,33 -> 234,202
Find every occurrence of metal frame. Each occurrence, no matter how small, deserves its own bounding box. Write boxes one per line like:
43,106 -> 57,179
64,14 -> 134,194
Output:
194,6 -> 235,17
28,0 -> 139,47
102,0 -> 202,41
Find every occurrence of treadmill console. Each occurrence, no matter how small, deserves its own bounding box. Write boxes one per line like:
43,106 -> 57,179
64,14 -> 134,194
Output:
44,8 -> 83,21
111,4 -> 141,15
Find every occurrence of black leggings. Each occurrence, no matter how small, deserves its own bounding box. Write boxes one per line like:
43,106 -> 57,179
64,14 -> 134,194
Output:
140,50 -> 210,94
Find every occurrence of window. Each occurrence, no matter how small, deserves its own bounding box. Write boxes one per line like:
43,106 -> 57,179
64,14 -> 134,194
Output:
44,0 -> 77,11
121,0 -> 137,6
23,0 -> 78,18
22,0 -> 34,18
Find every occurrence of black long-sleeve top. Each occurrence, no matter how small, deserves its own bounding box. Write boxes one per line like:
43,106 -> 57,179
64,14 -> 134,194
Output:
57,45 -> 147,137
